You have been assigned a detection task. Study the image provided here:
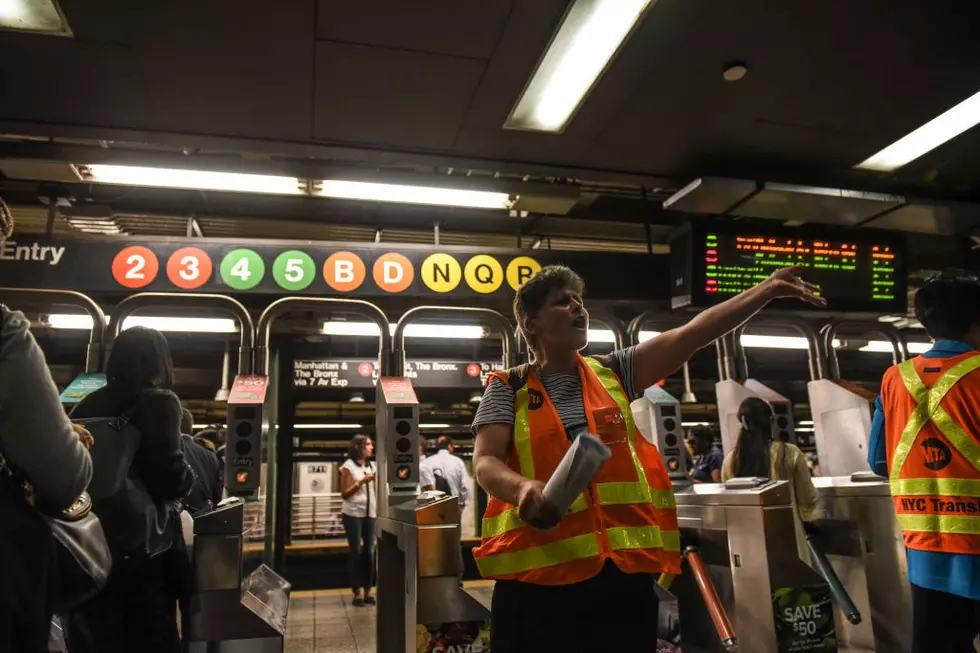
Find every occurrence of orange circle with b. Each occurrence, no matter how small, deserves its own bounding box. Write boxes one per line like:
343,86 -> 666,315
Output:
323,252 -> 366,292
373,253 -> 414,293
166,247 -> 213,289
112,246 -> 159,289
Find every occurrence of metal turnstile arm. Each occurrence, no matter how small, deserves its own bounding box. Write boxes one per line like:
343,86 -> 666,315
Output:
684,546 -> 737,651
805,533 -> 862,625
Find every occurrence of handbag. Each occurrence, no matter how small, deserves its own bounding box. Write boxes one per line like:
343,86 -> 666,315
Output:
0,454 -> 112,614
77,412 -> 178,560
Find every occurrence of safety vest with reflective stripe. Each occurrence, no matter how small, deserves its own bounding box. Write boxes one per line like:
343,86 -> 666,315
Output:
882,351 -> 980,555
472,355 -> 682,585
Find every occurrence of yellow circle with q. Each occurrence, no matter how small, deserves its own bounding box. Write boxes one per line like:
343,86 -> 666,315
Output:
420,253 -> 461,293
464,255 -> 504,294
506,256 -> 542,290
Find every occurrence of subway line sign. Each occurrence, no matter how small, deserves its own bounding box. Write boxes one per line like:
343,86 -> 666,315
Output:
0,237 -> 666,300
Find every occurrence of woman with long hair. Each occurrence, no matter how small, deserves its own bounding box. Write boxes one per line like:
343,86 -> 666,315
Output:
340,434 -> 376,606
722,397 -> 819,521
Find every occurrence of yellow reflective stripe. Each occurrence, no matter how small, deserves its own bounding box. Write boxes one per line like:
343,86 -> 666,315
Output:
890,360 -> 929,481
930,404 -> 980,477
596,482 -> 676,509
513,385 -> 534,480
584,357 -> 647,488
896,513 -> 980,536
481,494 -> 590,539
891,477 -> 980,498
475,533 -> 599,577
929,355 -> 980,410
607,525 -> 682,553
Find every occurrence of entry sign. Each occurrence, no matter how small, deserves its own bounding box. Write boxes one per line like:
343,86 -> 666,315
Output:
229,375 -> 269,404
772,584 -> 837,652
59,373 -> 107,404
418,620 -> 490,653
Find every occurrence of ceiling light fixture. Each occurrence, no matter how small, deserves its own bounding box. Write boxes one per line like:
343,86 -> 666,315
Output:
722,62 -> 748,82
505,0 -> 654,133
322,321 -> 487,340
313,180 -> 515,210
42,313 -> 238,333
590,329 -> 661,344
856,87 -> 980,171
419,424 -> 452,429
0,0 -> 71,36
293,424 -> 364,430
859,340 -> 931,355
77,164 -> 305,196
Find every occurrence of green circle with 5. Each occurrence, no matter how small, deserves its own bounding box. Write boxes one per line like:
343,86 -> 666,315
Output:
220,249 -> 265,290
273,250 -> 315,291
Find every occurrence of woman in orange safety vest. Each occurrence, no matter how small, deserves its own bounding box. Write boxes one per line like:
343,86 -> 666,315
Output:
472,264 -> 824,653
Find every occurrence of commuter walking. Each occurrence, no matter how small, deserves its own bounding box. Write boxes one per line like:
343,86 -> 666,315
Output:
868,271 -> 980,652
0,196 -> 94,653
687,426 -> 723,483
65,326 -> 193,653
721,397 -> 819,521
472,264 -> 824,652
179,408 -> 222,515
420,436 -> 473,576
340,435 -> 377,606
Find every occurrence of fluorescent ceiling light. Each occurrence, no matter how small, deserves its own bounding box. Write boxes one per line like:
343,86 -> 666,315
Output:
314,179 -> 514,210
590,329 -> 660,343
681,422 -> 711,427
322,321 -> 487,339
419,424 -> 452,429
856,88 -> 980,171
294,424 -> 364,430
740,335 -> 842,350
799,421 -> 814,426
505,0 -> 653,133
78,164 -> 304,196
0,0 -> 71,35
859,340 -> 931,354
67,218 -> 125,235
43,313 -> 238,333
638,330 -> 661,343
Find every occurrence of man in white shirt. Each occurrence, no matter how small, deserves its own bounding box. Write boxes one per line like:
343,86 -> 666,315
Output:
420,436 -> 472,579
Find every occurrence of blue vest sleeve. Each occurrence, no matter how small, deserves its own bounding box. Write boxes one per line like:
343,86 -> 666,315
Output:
867,394 -> 888,476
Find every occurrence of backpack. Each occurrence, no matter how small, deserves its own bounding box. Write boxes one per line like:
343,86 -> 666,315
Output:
432,466 -> 453,496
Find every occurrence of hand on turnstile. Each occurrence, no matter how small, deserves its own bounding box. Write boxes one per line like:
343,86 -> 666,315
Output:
517,480 -> 562,530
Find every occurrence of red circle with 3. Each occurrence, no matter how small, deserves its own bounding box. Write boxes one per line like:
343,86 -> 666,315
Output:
467,363 -> 481,378
166,247 -> 213,289
112,246 -> 159,289
358,362 -> 374,377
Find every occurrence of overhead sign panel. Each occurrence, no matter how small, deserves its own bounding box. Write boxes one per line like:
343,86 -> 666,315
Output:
0,237 -> 666,301
293,358 -> 503,389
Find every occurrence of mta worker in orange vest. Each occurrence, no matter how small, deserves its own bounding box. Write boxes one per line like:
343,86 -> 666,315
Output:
472,264 -> 825,652
868,271 -> 980,652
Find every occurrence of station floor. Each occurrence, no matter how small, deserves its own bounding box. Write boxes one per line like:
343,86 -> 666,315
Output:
283,582 -> 494,653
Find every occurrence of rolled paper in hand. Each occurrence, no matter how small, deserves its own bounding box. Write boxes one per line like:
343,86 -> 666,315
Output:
542,432 -> 611,517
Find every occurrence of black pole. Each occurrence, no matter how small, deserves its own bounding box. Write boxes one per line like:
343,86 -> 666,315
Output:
273,341 -> 295,574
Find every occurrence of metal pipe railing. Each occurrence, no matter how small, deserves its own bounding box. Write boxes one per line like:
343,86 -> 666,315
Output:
626,309 -> 663,346
820,320 -> 909,381
0,288 -> 106,373
108,293 -> 255,374
715,333 -> 738,381
256,297 -> 391,376
589,311 -> 626,351
684,546 -> 737,651
392,307 -> 516,376
733,317 -> 825,381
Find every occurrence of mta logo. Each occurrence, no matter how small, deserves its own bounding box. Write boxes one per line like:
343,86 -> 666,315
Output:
920,438 -> 952,471
528,388 -> 544,410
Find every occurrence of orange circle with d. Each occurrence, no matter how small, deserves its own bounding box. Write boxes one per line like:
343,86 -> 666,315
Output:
323,252 -> 366,292
166,247 -> 213,289
373,253 -> 414,293
112,246 -> 159,289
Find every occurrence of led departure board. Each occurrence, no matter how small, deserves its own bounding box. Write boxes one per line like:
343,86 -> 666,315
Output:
670,221 -> 907,313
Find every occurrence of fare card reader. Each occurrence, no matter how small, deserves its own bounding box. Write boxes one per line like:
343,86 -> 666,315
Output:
631,385 -> 688,482
225,375 -> 270,498
376,377 -> 490,653
807,378 -> 875,477
716,378 -> 796,454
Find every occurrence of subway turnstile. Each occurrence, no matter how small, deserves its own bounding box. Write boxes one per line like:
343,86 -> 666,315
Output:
811,473 -> 912,653
673,479 -> 837,653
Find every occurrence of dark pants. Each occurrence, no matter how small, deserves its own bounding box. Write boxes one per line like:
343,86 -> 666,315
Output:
912,583 -> 980,653
64,556 -> 179,653
491,561 -> 659,653
342,514 -> 376,594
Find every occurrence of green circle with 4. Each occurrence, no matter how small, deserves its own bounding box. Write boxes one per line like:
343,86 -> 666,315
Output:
220,249 -> 265,290
272,250 -> 315,291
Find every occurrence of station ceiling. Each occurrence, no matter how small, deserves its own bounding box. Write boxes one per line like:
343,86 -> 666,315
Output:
2,1 -> 980,255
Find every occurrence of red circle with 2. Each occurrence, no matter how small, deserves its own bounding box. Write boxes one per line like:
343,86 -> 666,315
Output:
166,247 -> 213,290
358,362 -> 374,377
112,246 -> 159,289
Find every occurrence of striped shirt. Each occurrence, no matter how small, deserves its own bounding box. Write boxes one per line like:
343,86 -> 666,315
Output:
472,348 -> 638,439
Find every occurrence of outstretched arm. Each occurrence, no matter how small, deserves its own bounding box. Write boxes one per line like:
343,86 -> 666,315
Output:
633,266 -> 825,391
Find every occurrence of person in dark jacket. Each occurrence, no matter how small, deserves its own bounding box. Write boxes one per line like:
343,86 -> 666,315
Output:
65,326 -> 193,653
179,408 -> 222,515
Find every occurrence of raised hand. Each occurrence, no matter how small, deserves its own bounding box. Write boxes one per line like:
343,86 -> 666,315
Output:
767,266 -> 827,307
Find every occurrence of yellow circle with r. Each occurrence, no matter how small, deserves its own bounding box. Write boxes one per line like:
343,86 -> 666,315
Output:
506,256 -> 542,290
421,253 -> 462,293
464,255 -> 504,294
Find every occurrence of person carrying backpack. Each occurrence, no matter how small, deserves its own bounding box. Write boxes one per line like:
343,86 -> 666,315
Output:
420,436 -> 473,579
